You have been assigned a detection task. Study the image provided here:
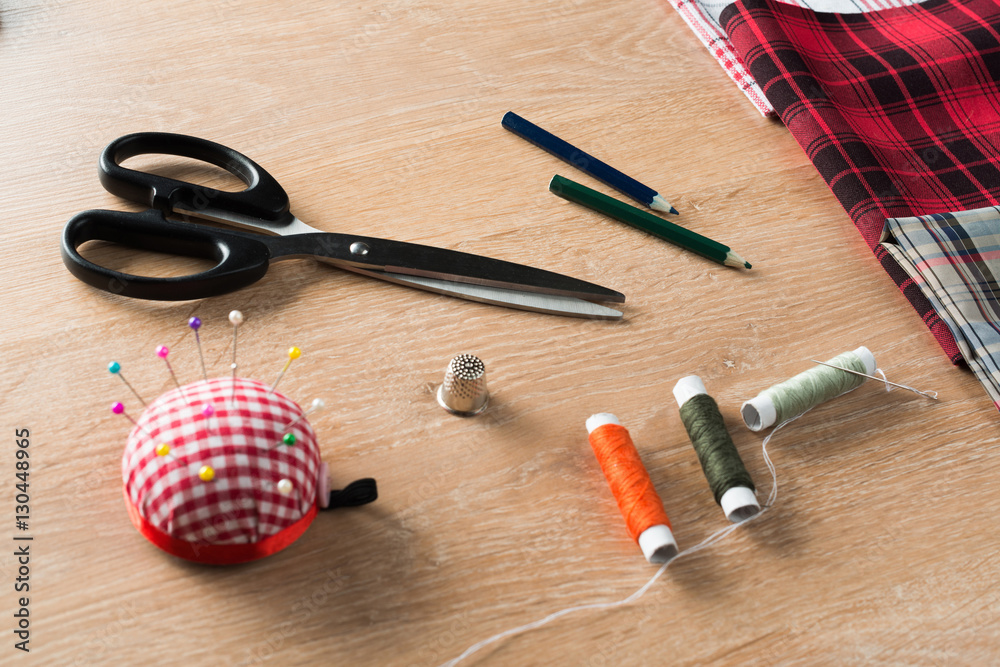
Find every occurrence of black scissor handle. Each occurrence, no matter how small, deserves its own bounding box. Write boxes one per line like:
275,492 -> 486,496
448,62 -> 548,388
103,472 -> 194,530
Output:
99,132 -> 291,223
61,208 -> 272,300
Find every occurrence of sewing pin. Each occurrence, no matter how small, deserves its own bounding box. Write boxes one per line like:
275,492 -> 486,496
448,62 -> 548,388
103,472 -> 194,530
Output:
282,398 -> 325,432
270,432 -> 297,450
189,317 -> 207,381
810,360 -> 939,400
200,401 -> 223,449
268,346 -> 301,395
108,361 -> 147,407
276,479 -> 294,495
272,399 -> 325,449
156,346 -> 181,389
229,310 -> 243,403
111,401 -> 149,434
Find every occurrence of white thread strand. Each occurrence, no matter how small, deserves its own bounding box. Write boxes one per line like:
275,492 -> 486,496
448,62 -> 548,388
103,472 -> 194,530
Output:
875,367 -> 938,399
440,370 -> 910,667
439,430 -> 788,667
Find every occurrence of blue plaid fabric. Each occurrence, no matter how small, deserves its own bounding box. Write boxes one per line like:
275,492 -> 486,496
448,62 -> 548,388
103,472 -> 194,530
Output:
883,207 -> 1000,409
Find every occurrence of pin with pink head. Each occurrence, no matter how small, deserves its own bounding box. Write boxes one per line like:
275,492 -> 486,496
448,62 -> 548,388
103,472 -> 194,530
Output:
156,345 -> 181,389
110,401 -> 147,433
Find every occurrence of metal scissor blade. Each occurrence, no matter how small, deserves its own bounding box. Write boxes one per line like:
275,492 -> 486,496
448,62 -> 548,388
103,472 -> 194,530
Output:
346,268 -> 623,319
265,232 -> 626,303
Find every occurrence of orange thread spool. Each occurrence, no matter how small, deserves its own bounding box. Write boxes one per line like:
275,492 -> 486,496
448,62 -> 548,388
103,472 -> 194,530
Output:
586,413 -> 678,564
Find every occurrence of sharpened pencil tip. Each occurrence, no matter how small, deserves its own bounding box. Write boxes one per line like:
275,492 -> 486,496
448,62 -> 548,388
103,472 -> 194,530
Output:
649,195 -> 676,214
669,206 -> 679,215
724,251 -> 751,269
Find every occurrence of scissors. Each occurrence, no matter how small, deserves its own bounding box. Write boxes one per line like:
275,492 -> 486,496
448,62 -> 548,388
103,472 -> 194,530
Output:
61,133 -> 625,319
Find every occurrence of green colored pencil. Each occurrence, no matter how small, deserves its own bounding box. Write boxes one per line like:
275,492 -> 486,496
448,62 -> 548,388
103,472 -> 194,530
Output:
549,174 -> 751,269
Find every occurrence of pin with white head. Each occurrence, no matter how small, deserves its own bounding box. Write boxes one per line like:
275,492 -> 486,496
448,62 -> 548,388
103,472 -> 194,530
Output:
283,398 -> 325,432
188,316 -> 208,381
268,347 -> 301,395
107,361 -> 147,407
273,398 -> 324,450
228,310 -> 244,402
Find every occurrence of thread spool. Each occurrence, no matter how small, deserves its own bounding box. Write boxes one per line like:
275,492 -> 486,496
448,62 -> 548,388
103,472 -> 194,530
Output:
585,414 -> 677,564
673,376 -> 759,522
741,346 -> 876,431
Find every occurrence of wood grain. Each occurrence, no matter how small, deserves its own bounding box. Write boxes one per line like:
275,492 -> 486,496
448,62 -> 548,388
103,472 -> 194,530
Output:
2,0 -> 998,664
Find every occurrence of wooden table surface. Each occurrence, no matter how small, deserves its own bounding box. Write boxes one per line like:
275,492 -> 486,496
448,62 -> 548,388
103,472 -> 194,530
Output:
3,0 -> 998,664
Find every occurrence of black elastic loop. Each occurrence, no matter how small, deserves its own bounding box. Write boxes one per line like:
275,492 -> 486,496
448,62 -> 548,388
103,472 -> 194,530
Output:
324,478 -> 378,509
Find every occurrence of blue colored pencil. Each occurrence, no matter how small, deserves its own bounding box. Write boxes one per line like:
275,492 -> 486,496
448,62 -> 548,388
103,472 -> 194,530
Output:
502,111 -> 678,215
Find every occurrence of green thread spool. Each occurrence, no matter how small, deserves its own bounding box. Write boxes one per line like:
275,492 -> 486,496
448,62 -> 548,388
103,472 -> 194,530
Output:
674,376 -> 760,522
741,346 -> 876,432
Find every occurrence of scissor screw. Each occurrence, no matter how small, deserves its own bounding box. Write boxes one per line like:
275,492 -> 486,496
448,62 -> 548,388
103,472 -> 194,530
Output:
350,242 -> 370,256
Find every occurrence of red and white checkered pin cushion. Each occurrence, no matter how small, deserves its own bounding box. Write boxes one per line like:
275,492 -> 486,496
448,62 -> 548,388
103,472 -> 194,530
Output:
122,377 -> 323,560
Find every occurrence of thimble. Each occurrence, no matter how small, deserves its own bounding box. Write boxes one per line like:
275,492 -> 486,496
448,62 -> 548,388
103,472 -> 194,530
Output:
437,354 -> 489,416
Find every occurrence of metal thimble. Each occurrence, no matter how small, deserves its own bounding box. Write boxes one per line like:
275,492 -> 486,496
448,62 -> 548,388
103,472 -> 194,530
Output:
437,354 -> 489,416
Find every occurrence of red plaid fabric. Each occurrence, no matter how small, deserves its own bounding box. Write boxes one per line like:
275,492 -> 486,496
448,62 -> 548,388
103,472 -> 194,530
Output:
663,0 -> 921,116
123,378 -> 321,554
720,0 -> 1000,363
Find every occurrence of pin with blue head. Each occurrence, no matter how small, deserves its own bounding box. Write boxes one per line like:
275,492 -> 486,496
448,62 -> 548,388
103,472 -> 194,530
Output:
189,316 -> 207,381
108,361 -> 147,407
